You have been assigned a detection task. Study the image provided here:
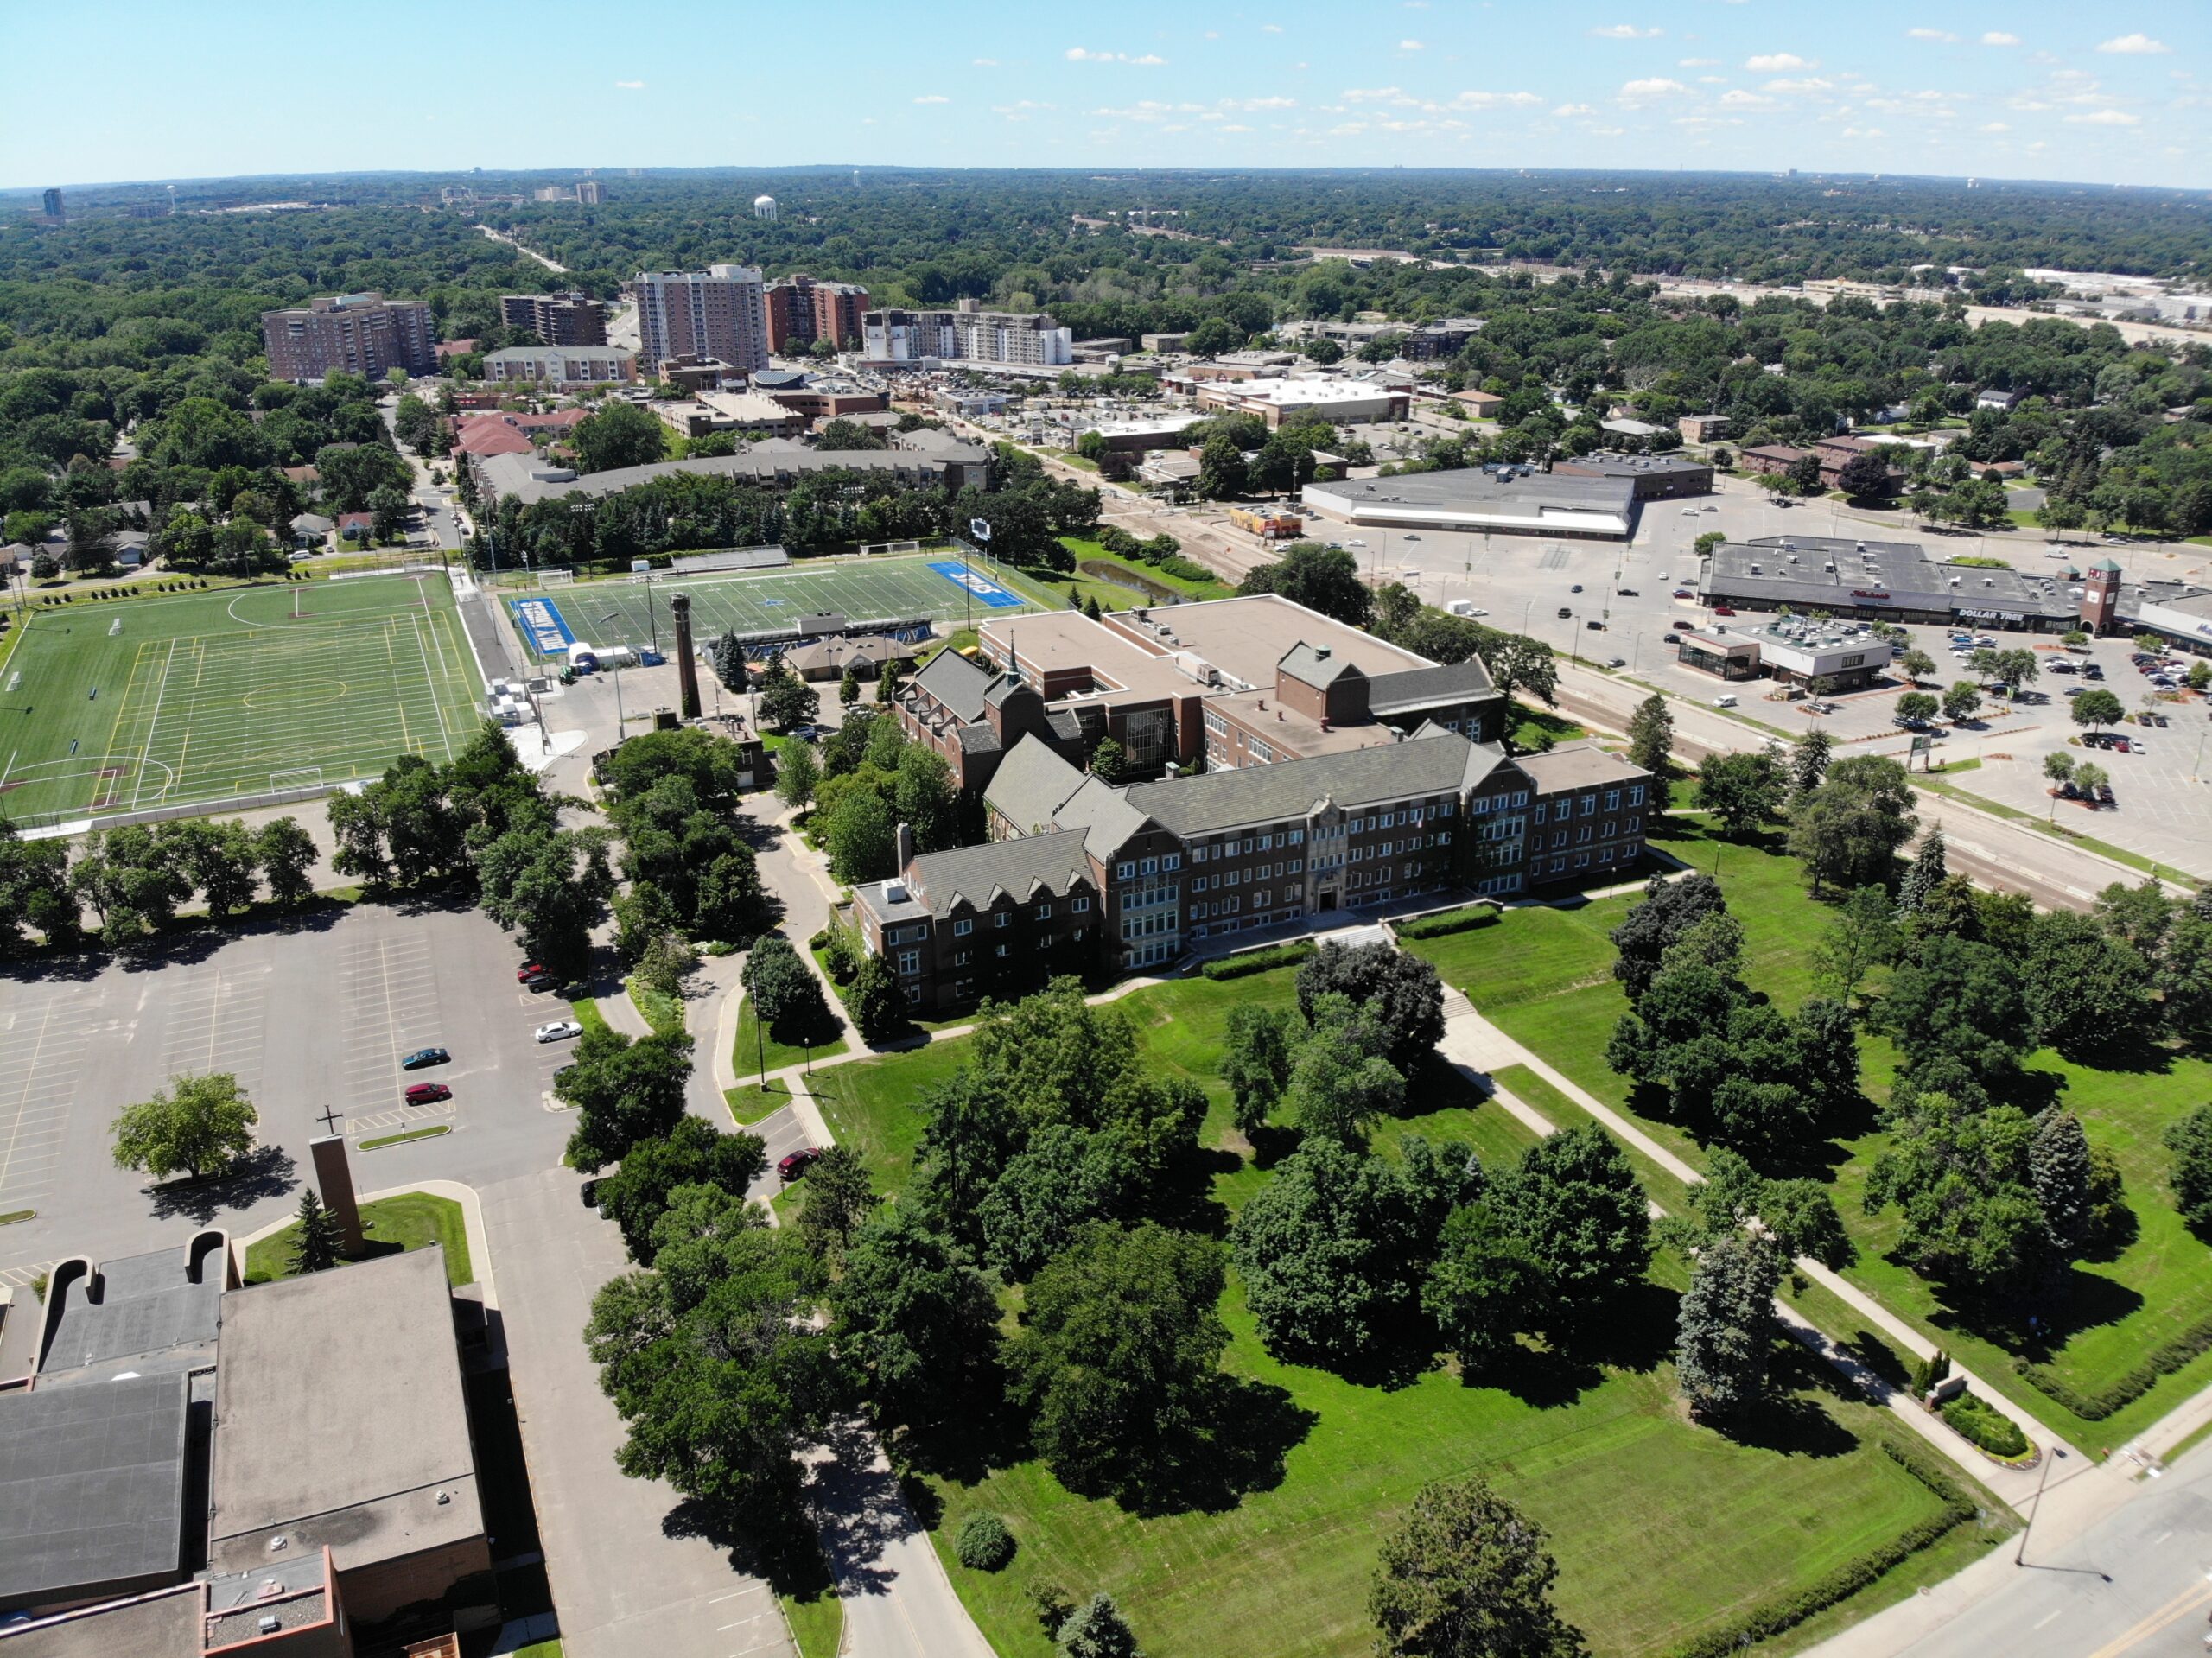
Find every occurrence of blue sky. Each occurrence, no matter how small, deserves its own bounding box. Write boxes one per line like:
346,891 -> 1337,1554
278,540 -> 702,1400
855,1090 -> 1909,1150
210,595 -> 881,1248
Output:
11,1 -> 2208,189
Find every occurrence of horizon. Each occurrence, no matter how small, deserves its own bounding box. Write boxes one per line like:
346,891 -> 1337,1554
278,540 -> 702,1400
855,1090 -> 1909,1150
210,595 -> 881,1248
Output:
8,0 -> 2205,193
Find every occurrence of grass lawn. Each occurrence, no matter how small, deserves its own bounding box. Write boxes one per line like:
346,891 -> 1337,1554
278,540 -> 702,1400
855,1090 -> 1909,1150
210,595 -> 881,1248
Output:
781,1592 -> 843,1658
1056,536 -> 1236,602
1507,702 -> 1587,753
244,1192 -> 474,1287
0,573 -> 481,829
734,997 -> 848,1083
1406,810 -> 2212,1450
811,962 -> 2002,1655
627,976 -> 685,1037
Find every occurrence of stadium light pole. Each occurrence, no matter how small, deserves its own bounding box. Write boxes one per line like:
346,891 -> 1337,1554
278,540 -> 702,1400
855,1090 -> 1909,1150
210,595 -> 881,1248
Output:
599,611 -> 626,733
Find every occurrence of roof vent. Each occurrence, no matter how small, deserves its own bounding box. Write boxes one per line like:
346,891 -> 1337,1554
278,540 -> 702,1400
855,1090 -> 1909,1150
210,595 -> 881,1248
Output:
1313,647 -> 1330,660
259,1617 -> 282,1636
437,1491 -> 452,1505
267,1536 -> 289,1553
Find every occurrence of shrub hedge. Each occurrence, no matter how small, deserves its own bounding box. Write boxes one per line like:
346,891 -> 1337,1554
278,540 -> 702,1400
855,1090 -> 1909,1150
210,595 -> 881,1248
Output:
2013,1307 -> 2212,1421
1940,1390 -> 2031,1459
1395,905 -> 1500,941
1198,942 -> 1315,981
1669,1439 -> 1975,1658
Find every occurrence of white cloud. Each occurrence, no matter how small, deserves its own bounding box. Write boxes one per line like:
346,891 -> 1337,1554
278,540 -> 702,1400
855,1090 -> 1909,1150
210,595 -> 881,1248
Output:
1620,77 -> 1689,99
1220,123 -> 1254,131
1981,121 -> 2011,131
1451,89 -> 1542,107
1745,53 -> 1813,72
1719,88 -> 1774,106
1907,28 -> 1958,42
1679,57 -> 1719,67
1400,39 -> 1426,50
993,100 -> 1054,118
2065,107 -> 2140,124
913,93 -> 950,104
1764,77 -> 1834,94
1343,86 -> 1405,102
2097,33 -> 2168,54
973,57 -> 999,66
1553,102 -> 1596,116
613,79 -> 645,89
1981,32 -> 2020,47
1262,22 -> 1284,31
1592,23 -> 1662,39
1065,47 -> 1166,64
1225,94 -> 1298,110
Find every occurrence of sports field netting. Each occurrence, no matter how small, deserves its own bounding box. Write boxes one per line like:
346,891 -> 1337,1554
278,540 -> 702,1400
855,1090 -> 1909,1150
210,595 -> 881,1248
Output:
509,551 -> 1049,662
0,575 -> 485,829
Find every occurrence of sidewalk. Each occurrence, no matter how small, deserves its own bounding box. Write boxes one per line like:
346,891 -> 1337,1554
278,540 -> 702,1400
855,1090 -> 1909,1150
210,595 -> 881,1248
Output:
1438,1005 -> 2063,1513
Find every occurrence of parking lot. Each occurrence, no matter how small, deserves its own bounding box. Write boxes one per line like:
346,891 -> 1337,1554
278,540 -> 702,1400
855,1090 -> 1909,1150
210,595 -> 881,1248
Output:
0,900 -> 582,1280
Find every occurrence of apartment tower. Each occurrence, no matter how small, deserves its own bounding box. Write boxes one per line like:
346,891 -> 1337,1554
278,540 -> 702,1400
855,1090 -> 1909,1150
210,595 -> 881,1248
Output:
763,276 -> 870,353
259,292 -> 438,383
633,264 -> 770,376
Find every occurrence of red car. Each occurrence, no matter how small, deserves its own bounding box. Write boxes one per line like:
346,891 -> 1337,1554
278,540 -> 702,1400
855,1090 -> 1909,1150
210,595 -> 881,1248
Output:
1712,606 -> 1737,617
1672,588 -> 1694,599
516,962 -> 547,983
404,1082 -> 451,1105
2111,736 -> 2132,753
778,1147 -> 823,1181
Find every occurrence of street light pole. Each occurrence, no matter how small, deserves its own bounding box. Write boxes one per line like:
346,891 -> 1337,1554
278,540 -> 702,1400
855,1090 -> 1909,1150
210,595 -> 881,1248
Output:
599,611 -> 626,733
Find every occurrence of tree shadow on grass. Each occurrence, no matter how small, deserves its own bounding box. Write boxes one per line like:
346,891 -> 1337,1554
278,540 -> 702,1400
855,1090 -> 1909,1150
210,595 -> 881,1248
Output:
1110,1375 -> 1318,1519
1558,1279 -> 1682,1378
1707,1347 -> 1862,1458
2049,1028 -> 2179,1078
146,1144 -> 298,1224
1916,1260 -> 2145,1366
1143,1145 -> 1239,1239
1478,1338 -> 1606,1411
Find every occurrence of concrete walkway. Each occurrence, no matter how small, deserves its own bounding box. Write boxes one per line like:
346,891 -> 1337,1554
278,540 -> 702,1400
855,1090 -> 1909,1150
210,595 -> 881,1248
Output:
1437,1004 -> 2064,1512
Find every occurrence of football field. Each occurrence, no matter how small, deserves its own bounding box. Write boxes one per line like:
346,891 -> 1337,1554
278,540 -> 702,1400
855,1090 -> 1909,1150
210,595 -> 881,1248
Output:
0,575 -> 484,829
506,551 -> 1050,661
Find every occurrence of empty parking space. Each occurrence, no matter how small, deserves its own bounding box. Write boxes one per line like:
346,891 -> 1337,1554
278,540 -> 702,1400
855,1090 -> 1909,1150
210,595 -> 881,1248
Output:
337,931 -> 447,1122
0,992 -> 94,1215
160,963 -> 271,1098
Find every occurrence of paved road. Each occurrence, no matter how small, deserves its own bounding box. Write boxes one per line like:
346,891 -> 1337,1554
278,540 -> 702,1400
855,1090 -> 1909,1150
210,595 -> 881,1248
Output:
1821,1441 -> 2212,1658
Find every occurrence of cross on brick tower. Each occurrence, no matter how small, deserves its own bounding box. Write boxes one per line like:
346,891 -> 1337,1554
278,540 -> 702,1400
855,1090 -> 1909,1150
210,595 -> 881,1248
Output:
314,1103 -> 343,1135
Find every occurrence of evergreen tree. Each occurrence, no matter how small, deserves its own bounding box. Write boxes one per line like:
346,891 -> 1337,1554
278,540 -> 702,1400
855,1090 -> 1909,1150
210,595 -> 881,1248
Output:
1895,827 -> 1948,917
1057,1593 -> 1143,1658
1625,693 -> 1674,778
709,632 -> 749,693
1788,727 -> 1834,803
838,664 -> 861,706
875,655 -> 905,705
2031,1109 -> 2094,1256
1370,1475 -> 1585,1658
289,1188 -> 344,1274
1675,1232 -> 1783,1420
1090,737 -> 1127,783
1083,594 -> 1103,620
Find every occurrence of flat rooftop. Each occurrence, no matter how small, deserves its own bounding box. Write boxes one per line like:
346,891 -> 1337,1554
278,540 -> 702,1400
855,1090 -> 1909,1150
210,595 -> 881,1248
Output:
977,610 -> 1195,703
1210,378 -> 1403,406
1103,593 -> 1431,692
209,1247 -> 481,1576
0,1371 -> 189,1608
1705,536 -> 2077,619
1512,742 -> 1651,793
39,1239 -> 225,1384
1302,468 -> 1637,537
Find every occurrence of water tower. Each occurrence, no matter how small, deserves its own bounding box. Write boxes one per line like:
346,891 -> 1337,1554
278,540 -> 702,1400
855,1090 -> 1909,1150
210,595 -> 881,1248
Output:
753,194 -> 778,221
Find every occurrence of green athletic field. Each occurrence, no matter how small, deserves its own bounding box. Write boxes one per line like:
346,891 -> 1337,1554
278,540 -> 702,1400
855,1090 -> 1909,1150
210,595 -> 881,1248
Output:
512,552 -> 1049,661
0,575 -> 484,829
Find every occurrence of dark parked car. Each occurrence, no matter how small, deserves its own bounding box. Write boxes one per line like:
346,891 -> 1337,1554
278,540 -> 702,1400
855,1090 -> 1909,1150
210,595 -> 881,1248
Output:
1570,584 -> 1584,594
778,1147 -> 823,1181
1617,587 -> 1639,597
523,971 -> 557,993
1557,607 -> 1573,619
2097,784 -> 2115,804
580,1178 -> 601,1209
516,963 -> 547,983
401,1047 -> 450,1070
1662,632 -> 1681,644
404,1082 -> 451,1105
2059,781 -> 2082,799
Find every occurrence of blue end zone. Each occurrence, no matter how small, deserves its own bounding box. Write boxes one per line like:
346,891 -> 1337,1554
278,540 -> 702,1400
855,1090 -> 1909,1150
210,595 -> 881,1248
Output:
510,597 -> 576,655
928,560 -> 1022,608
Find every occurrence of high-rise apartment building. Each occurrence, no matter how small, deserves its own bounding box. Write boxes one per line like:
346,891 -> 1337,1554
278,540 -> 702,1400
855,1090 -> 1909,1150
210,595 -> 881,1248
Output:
763,276 -> 870,353
861,304 -> 1073,367
500,291 -> 609,346
259,292 -> 438,383
41,188 -> 64,224
575,179 -> 604,205
633,264 -> 770,376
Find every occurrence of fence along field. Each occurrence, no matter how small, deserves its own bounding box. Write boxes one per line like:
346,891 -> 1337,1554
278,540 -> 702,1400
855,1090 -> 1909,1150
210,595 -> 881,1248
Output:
504,549 -> 1045,661
0,575 -> 484,830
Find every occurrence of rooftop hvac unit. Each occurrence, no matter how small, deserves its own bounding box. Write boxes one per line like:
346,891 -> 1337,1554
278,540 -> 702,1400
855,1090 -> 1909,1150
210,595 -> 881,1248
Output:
259,1617 -> 281,1636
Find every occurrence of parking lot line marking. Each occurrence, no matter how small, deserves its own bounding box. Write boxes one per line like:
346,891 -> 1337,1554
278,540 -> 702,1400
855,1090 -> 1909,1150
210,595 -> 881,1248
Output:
0,1000 -> 66,1197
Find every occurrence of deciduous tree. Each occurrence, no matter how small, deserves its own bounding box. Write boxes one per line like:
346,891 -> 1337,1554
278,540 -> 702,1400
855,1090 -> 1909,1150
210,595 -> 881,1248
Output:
111,1073 -> 258,1181
1370,1475 -> 1586,1658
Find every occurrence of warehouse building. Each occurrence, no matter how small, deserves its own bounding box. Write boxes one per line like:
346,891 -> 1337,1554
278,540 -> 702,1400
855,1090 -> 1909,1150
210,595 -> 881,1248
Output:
1301,468 -> 1637,540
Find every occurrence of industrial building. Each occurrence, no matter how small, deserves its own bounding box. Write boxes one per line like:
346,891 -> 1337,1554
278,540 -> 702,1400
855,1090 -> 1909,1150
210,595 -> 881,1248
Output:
1301,468 -> 1637,540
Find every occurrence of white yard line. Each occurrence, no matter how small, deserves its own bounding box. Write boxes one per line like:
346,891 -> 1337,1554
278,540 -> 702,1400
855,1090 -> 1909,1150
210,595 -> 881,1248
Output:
130,637 -> 179,810
418,608 -> 467,753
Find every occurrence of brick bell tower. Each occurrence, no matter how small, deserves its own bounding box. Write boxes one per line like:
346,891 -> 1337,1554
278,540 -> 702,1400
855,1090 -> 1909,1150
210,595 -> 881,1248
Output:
2080,557 -> 2122,638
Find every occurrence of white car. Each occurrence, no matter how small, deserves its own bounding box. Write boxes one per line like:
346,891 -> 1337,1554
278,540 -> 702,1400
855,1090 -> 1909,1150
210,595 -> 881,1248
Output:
535,1020 -> 583,1044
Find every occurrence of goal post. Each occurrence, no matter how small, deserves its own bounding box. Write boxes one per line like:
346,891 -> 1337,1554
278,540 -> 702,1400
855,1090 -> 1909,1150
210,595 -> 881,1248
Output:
270,766 -> 326,796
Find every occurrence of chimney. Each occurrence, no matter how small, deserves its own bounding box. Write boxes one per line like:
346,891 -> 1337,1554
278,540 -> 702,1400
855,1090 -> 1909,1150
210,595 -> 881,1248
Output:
895,821 -> 914,871
669,593 -> 702,720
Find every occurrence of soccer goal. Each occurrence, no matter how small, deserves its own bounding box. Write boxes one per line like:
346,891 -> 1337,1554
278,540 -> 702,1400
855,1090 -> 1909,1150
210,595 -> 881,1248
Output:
270,766 -> 326,796
537,569 -> 577,588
